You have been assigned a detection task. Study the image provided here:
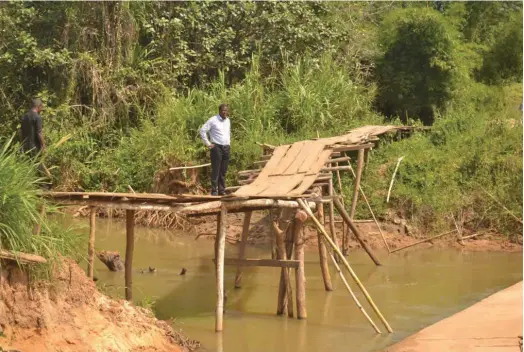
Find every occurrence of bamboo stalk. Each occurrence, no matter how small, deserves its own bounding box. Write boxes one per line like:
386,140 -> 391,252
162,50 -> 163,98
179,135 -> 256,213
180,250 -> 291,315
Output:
87,207 -> 96,278
0,249 -> 47,264
297,199 -> 393,333
346,163 -> 391,253
386,156 -> 404,203
234,211 -> 252,288
294,210 -> 307,319
315,187 -> 333,291
33,205 -> 46,236
390,229 -> 458,253
275,210 -> 294,316
334,162 -> 347,255
333,197 -> 381,266
125,209 -> 135,301
480,187 -> 523,225
349,149 -> 364,219
169,163 -> 211,171
326,247 -> 381,333
215,204 -> 227,332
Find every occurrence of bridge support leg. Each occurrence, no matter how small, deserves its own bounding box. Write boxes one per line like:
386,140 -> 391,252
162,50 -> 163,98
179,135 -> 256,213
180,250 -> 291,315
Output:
315,187 -> 333,291
349,149 -> 364,219
294,209 -> 307,319
125,209 -> 135,301
215,204 -> 227,332
87,206 -> 96,278
234,211 -> 252,288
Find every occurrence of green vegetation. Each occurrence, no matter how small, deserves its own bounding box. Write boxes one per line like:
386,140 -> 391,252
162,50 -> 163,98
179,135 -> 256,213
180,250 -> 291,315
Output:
0,136 -> 81,262
0,2 -> 522,237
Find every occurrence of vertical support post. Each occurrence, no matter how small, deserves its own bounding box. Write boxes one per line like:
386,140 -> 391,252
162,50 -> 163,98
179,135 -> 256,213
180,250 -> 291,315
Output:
87,207 -> 96,278
294,210 -> 307,319
335,162 -> 347,256
328,179 -> 339,262
349,148 -> 365,219
270,210 -> 277,259
125,209 -> 135,301
234,211 -> 252,289
216,204 -> 227,332
315,187 -> 333,291
276,209 -> 294,316
33,205 -> 46,235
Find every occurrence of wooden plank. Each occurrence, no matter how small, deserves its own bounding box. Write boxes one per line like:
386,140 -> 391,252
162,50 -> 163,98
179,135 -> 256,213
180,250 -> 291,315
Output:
333,143 -> 374,153
234,145 -> 290,196
289,149 -> 333,196
281,141 -> 317,175
169,163 -> 211,171
298,144 -> 330,174
271,142 -> 306,176
0,249 -> 47,264
216,258 -> 300,268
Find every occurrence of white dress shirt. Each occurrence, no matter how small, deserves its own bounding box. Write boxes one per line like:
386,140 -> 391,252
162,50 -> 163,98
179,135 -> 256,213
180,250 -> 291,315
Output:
199,115 -> 231,147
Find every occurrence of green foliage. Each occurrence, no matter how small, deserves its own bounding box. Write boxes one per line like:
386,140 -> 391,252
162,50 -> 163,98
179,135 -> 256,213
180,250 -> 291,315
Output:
365,83 -> 522,237
376,7 -> 459,125
0,1 -> 521,238
479,10 -> 523,85
0,136 -> 82,261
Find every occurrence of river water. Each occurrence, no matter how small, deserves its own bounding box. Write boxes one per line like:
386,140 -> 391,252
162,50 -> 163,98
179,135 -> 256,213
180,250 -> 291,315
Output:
77,218 -> 522,352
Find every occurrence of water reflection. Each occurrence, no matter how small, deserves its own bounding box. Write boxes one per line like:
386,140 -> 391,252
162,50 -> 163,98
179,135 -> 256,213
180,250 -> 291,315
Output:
71,217 -> 521,352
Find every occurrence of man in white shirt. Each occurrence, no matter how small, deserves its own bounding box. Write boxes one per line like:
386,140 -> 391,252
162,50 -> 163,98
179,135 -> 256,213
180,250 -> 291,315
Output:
199,104 -> 231,196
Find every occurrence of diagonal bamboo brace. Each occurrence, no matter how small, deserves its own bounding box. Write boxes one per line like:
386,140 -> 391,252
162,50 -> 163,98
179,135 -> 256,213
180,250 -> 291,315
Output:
297,198 -> 393,333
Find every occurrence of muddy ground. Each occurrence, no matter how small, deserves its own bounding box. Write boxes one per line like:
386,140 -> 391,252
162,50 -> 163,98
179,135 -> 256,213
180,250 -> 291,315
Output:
189,212 -> 522,253
0,258 -> 199,352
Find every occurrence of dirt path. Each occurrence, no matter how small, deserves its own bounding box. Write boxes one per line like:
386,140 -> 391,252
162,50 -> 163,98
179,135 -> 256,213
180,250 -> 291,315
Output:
385,281 -> 523,352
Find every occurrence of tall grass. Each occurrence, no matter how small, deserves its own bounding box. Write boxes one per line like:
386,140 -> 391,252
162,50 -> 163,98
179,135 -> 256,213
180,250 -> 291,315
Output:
0,136 -> 82,262
86,54 -> 384,191
363,82 -> 522,237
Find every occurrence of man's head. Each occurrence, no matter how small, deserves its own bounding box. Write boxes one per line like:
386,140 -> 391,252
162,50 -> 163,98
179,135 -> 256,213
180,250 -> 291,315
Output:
218,104 -> 229,119
31,98 -> 43,114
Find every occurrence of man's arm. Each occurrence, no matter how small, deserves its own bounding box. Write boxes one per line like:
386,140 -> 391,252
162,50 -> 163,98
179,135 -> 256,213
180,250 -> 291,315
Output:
199,118 -> 214,148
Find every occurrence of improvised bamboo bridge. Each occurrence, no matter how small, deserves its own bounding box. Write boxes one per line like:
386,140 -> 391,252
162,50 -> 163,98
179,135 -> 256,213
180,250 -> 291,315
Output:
45,125 -> 422,334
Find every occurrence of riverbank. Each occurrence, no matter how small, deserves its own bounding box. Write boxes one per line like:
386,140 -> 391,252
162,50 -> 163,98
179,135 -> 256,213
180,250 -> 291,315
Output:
385,281 -> 523,351
68,206 -> 522,253
0,258 -> 199,352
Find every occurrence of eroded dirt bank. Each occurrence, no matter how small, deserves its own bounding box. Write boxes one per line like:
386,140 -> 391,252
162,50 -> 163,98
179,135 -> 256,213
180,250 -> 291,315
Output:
0,258 -> 198,352
190,212 -> 522,253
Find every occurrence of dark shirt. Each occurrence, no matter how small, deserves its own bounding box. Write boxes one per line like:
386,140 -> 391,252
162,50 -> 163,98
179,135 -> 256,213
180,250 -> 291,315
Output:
20,110 -> 43,153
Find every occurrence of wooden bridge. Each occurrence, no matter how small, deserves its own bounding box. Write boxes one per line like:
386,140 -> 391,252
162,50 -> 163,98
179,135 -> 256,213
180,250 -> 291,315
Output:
45,125 -> 423,334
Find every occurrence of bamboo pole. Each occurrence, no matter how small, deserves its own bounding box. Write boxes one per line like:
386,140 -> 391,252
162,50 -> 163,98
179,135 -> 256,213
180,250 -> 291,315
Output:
125,209 -> 135,301
325,246 -> 381,333
390,229 -> 458,253
169,163 -> 211,171
234,211 -> 252,288
334,162 -> 347,255
87,207 -> 96,278
0,249 -> 47,264
275,210 -> 294,316
333,197 -> 381,266
297,199 -> 393,333
386,156 -> 404,203
346,163 -> 391,252
284,220 -> 295,318
349,149 -> 364,219
33,205 -> 46,235
328,179 -> 338,247
294,210 -> 307,319
315,188 -> 333,291
216,204 -> 228,332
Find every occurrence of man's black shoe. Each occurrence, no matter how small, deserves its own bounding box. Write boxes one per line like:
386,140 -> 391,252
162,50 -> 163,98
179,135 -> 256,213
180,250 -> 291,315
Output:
218,192 -> 226,196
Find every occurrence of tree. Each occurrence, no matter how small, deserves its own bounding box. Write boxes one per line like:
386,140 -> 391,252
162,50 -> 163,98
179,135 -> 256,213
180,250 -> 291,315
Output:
375,7 -> 458,125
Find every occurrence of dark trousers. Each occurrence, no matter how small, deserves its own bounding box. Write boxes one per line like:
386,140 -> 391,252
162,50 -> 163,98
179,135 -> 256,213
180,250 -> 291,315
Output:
210,144 -> 230,194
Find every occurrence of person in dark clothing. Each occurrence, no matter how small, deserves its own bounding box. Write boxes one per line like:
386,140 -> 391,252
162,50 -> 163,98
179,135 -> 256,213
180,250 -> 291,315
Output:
199,104 -> 231,196
20,98 -> 46,156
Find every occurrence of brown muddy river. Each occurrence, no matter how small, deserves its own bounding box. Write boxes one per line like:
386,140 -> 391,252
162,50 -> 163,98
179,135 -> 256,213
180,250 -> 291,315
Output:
75,218 -> 522,352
